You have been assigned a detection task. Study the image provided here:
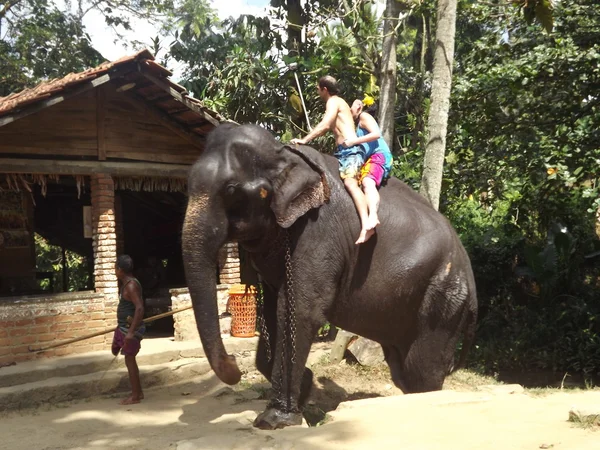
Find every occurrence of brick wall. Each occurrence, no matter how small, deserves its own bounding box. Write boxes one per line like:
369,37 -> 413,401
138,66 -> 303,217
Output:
0,292 -> 110,365
0,174 -> 120,366
219,242 -> 241,285
90,174 -> 118,345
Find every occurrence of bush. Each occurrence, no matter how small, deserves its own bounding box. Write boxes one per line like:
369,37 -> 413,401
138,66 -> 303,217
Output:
444,196 -> 600,381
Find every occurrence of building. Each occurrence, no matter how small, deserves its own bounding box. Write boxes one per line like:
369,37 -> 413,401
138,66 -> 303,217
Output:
0,50 -> 241,366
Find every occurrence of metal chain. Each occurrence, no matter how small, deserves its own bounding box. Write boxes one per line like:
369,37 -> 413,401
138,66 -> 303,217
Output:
257,227 -> 285,365
256,286 -> 272,362
284,230 -> 297,366
268,228 -> 298,410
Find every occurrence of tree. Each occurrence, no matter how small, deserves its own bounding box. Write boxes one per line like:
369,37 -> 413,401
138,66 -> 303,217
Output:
418,0 -> 559,210
419,0 -> 457,210
444,0 -> 600,377
0,1 -> 103,95
0,0 -> 172,96
379,0 -> 401,147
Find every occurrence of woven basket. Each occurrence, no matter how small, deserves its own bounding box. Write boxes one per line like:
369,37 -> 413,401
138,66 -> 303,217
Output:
228,284 -> 257,338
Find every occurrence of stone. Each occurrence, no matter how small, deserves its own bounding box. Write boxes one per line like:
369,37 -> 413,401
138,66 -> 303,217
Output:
347,336 -> 385,366
330,329 -> 357,364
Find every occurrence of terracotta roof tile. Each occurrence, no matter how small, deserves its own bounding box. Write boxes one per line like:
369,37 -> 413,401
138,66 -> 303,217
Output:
0,48 -> 226,132
0,49 -> 154,116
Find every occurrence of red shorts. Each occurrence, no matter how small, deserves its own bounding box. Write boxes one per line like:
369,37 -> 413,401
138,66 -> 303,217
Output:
359,153 -> 387,187
111,327 -> 142,357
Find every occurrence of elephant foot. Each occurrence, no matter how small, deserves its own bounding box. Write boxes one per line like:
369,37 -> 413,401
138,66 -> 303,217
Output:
253,407 -> 303,430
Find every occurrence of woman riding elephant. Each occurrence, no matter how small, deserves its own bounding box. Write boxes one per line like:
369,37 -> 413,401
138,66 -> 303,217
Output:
182,123 -> 478,430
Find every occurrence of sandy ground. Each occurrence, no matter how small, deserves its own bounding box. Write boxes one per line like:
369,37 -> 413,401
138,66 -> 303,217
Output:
1,363 -> 599,450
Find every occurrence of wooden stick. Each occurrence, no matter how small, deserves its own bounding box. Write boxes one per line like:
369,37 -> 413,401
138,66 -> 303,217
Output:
28,305 -> 194,353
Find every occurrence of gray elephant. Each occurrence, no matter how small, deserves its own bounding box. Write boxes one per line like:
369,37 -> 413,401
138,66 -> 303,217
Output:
182,123 -> 477,430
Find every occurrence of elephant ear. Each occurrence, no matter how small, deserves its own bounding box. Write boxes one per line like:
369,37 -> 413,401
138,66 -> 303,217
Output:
270,145 -> 331,228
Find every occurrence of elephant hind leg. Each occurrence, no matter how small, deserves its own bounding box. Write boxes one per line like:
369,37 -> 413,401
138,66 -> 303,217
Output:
298,367 -> 314,408
381,344 -> 410,393
383,336 -> 450,394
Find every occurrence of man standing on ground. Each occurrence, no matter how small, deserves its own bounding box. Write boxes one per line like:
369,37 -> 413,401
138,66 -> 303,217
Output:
290,76 -> 375,243
112,254 -> 145,405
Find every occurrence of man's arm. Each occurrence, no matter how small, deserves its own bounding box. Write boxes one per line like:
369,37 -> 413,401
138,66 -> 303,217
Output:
124,282 -> 144,338
344,113 -> 380,147
290,99 -> 338,144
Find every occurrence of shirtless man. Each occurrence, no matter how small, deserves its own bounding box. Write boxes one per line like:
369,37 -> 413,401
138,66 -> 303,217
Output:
290,75 -> 375,244
112,255 -> 145,405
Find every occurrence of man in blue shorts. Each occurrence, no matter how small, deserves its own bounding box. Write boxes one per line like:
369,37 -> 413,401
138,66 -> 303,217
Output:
290,76 -> 375,244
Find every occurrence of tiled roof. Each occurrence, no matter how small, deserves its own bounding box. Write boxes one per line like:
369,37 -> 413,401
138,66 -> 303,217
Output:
0,49 -> 225,135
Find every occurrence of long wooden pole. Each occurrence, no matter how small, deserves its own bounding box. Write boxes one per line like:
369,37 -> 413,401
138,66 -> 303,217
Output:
28,305 -> 194,353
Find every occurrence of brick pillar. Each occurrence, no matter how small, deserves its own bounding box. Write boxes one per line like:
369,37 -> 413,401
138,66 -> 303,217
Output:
90,174 -> 119,326
219,242 -> 241,285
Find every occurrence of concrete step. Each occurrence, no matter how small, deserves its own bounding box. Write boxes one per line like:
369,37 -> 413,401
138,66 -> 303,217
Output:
0,357 -> 207,410
0,337 -> 259,412
0,337 -> 258,389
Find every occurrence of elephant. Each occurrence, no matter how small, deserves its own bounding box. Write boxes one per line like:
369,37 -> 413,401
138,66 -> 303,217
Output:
182,123 -> 478,430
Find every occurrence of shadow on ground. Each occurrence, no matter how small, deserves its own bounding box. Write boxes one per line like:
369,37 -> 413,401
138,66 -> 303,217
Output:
1,372 -> 363,450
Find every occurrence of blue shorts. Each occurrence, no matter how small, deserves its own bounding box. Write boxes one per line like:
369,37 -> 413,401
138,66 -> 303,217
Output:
334,144 -> 366,180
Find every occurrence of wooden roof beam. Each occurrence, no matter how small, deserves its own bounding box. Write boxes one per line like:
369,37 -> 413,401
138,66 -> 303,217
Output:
137,66 -> 220,127
120,91 -> 207,150
0,158 -> 190,178
0,67 -> 132,128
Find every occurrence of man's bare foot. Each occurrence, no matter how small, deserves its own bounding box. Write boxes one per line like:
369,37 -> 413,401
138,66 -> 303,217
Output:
119,395 -> 142,405
355,228 -> 375,245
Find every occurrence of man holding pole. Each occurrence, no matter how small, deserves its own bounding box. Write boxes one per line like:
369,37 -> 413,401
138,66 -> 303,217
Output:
112,254 -> 145,405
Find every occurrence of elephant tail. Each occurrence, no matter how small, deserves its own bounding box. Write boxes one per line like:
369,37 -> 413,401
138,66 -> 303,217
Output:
450,301 -> 478,374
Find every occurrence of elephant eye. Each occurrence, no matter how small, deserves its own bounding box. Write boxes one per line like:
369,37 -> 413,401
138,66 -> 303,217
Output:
226,185 -> 236,196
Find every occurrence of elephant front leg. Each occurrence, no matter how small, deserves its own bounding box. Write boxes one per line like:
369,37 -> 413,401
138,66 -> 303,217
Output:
253,300 -> 318,430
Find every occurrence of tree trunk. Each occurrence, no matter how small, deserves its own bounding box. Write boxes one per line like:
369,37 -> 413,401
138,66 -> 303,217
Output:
596,203 -> 600,239
379,0 -> 400,148
285,0 -> 306,135
285,0 -> 304,56
419,0 -> 457,210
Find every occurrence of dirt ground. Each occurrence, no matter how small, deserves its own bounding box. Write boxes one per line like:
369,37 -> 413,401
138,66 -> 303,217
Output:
1,352 -> 599,450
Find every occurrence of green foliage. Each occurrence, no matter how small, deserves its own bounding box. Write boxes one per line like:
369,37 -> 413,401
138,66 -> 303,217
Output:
35,233 -> 91,292
168,9 -> 292,134
0,1 -> 103,95
447,0 -> 600,380
1,0 -> 174,96
514,0 -> 555,32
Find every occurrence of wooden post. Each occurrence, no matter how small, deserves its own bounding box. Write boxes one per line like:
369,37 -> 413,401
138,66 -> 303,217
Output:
96,86 -> 107,161
62,245 -> 68,291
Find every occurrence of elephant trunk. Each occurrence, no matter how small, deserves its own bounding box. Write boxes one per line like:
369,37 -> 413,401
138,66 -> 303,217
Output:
182,195 -> 241,385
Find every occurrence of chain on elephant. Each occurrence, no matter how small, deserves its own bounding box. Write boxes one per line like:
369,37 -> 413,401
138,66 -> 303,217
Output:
263,229 -> 297,410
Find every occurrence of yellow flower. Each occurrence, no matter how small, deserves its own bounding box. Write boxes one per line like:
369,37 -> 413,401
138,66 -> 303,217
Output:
547,167 -> 557,175
363,94 -> 375,107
